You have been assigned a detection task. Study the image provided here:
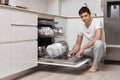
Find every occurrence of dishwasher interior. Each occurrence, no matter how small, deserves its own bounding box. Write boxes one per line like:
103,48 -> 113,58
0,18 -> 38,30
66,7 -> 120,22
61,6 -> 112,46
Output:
37,18 -> 90,68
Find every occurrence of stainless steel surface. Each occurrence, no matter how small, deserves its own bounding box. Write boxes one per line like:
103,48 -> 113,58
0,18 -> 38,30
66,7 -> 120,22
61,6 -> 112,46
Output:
38,58 -> 90,68
110,5 -> 120,18
104,0 -> 120,61
105,47 -> 120,61
104,0 -> 120,45
106,44 -> 120,48
38,40 -> 90,68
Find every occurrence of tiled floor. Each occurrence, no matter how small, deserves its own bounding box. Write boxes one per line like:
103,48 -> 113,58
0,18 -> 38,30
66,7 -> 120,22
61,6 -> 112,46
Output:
16,63 -> 120,80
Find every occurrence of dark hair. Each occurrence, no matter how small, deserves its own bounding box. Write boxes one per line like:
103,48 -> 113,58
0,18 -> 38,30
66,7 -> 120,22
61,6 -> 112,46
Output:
78,6 -> 91,15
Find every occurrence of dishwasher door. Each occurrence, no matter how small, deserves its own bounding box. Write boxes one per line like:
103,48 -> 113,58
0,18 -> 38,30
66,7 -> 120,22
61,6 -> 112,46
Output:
38,57 -> 90,68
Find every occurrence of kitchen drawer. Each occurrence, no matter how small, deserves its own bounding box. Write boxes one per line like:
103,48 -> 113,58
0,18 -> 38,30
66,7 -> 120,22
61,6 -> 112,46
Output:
11,10 -> 37,26
0,43 -> 11,78
11,41 -> 37,74
38,57 -> 90,68
11,26 -> 37,41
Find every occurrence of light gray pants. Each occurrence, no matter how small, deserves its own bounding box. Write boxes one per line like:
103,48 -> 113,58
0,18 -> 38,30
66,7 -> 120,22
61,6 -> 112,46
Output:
83,40 -> 105,70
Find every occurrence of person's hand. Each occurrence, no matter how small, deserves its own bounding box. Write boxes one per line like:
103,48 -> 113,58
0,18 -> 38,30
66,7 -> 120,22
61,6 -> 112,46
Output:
75,48 -> 84,59
67,51 -> 74,58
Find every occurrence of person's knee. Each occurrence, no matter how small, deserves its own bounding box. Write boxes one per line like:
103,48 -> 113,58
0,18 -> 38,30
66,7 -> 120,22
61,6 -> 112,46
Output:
94,40 -> 103,48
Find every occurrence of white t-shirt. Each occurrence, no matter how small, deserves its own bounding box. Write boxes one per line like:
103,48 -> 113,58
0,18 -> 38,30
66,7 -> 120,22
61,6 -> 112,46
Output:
78,19 -> 106,51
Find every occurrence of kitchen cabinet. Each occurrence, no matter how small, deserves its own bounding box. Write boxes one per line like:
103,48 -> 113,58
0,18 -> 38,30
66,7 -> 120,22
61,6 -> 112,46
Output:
11,10 -> 38,74
0,8 -> 11,42
11,10 -> 37,26
11,26 -> 37,41
0,43 -> 11,78
0,7 -> 38,79
11,41 -> 37,74
0,8 -> 12,79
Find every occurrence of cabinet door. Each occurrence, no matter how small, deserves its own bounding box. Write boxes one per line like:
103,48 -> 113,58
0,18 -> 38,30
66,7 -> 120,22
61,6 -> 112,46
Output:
11,26 -> 37,41
11,10 -> 37,26
0,43 -> 11,78
11,41 -> 37,74
0,9 -> 11,42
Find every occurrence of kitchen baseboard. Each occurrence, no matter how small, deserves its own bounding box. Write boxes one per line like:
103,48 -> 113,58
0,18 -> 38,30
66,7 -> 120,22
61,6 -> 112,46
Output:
104,60 -> 120,65
0,66 -> 39,80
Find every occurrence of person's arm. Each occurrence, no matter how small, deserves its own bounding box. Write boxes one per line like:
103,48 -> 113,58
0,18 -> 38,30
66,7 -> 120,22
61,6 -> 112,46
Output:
75,28 -> 102,58
82,28 -> 102,50
67,35 -> 83,57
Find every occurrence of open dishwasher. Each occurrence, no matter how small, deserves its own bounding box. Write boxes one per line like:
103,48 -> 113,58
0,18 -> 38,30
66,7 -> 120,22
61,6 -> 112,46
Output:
37,18 -> 90,68
37,41 -> 90,68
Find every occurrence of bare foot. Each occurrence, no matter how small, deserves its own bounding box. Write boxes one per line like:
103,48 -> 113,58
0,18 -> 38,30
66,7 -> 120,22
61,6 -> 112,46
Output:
88,68 -> 97,73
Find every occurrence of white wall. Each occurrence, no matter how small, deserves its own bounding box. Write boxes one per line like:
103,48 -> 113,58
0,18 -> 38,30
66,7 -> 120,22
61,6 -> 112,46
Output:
14,0 -> 103,17
15,0 -> 62,15
61,0 -> 103,17
47,0 -> 61,15
15,0 -> 48,13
